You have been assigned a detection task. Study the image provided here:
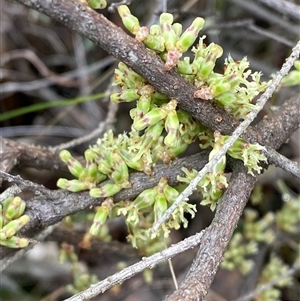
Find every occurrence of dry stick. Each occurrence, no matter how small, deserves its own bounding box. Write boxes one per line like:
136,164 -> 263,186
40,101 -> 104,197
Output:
0,185 -> 22,203
1,56 -> 115,94
0,49 -> 77,87
256,0 -> 300,21
49,101 -> 118,152
150,39 -> 300,235
264,146 -> 300,179
63,230 -> 206,301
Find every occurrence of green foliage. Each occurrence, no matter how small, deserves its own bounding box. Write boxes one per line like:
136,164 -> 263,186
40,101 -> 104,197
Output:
254,255 -> 293,301
59,242 -> 99,294
221,233 -> 257,274
57,5 -> 269,251
275,183 -> 300,233
221,182 -> 299,299
0,196 -> 30,248
281,60 -> 300,86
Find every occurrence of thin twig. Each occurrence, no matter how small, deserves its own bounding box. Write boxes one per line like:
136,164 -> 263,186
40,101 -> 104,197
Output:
150,39 -> 300,235
0,185 -> 22,203
234,262 -> 300,301
1,56 -> 115,94
265,146 -> 300,179
0,49 -> 77,87
49,101 -> 118,151
256,0 -> 300,22
0,171 -> 55,199
64,230 -> 205,301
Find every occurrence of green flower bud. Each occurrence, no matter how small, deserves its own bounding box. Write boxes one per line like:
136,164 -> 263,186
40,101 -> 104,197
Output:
113,62 -> 145,89
281,69 -> 300,86
149,24 -> 162,36
119,149 -> 145,171
85,162 -> 101,183
136,96 -> 152,116
132,107 -> 167,131
133,122 -> 164,161
137,85 -> 154,114
90,183 -> 122,198
154,193 -> 168,214
163,185 -> 179,202
160,12 -> 174,26
111,153 -> 131,187
84,149 -> 98,162
89,205 -> 110,236
2,196 -> 13,214
110,89 -> 139,103
209,131 -> 227,173
176,17 -> 205,53
98,160 -> 113,175
164,116 -> 180,135
215,91 -> 235,107
118,5 -> 141,35
151,91 -> 169,103
153,196 -> 168,230
164,129 -> 180,148
0,236 -> 29,248
111,170 -> 131,188
177,57 -> 197,75
172,23 -> 182,38
4,196 -> 26,221
197,61 -> 215,79
57,179 -> 88,192
133,187 -> 157,210
164,110 -> 180,147
166,142 -> 188,159
87,0 -> 105,9
59,150 -> 86,178
0,215 -> 30,240
160,13 -> 177,51
210,81 -> 231,97
143,34 -> 166,53
87,0 -> 107,9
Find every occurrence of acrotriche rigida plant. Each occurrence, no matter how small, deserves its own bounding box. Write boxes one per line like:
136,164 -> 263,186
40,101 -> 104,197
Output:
57,4 -> 269,252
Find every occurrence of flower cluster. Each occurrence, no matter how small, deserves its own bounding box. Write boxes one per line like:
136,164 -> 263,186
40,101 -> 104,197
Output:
221,232 -> 257,274
118,5 -> 269,119
0,196 -> 30,248
178,131 -> 267,210
255,255 -> 293,301
59,242 -> 99,294
275,191 -> 300,233
221,209 -> 274,275
58,5 -> 269,250
117,177 -> 196,244
111,61 -> 202,157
